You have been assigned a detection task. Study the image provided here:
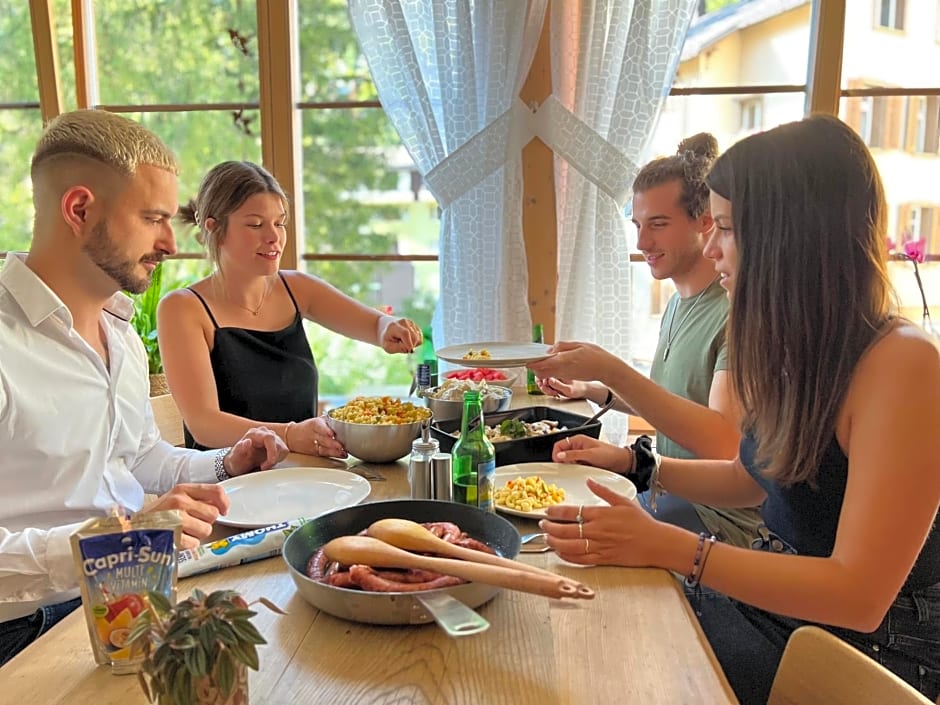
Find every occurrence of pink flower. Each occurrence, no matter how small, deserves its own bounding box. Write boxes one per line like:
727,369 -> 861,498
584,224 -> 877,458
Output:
904,238 -> 926,263
886,237 -> 897,254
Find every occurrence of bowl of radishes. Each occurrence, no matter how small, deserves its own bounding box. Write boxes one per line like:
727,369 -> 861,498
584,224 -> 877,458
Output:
442,367 -> 520,388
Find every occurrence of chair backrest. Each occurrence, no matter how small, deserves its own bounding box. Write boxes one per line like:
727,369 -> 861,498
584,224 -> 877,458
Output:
149,393 -> 185,447
768,626 -> 932,705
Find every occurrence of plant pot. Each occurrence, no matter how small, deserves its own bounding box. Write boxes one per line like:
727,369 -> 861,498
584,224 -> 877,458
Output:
149,373 -> 170,397
157,662 -> 249,705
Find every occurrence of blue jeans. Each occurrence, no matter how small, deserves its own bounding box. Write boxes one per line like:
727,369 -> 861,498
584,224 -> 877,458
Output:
687,530 -> 940,704
0,598 -> 81,668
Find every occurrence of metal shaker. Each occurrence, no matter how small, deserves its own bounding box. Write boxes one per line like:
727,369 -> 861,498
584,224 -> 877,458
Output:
408,420 -> 439,499
431,452 -> 454,502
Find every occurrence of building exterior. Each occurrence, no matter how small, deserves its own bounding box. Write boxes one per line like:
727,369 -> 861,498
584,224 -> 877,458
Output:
645,0 -> 939,325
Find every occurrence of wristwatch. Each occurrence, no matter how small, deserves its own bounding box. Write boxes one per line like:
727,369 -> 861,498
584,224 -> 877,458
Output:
214,447 -> 232,482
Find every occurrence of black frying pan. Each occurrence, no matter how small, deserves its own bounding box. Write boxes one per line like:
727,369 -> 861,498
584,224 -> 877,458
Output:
282,499 -> 521,628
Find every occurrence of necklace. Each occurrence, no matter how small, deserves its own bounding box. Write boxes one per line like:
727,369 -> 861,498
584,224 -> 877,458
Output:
662,278 -> 718,362
232,278 -> 273,316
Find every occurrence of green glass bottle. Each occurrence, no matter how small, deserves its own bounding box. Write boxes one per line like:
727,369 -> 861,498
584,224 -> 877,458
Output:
526,323 -> 545,395
451,391 -> 496,511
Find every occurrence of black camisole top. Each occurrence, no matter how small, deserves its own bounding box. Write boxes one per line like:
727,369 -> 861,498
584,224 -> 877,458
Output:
741,434 -> 940,593
184,273 -> 318,450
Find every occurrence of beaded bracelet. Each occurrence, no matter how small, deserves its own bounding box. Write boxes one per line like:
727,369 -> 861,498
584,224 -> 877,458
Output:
684,532 -> 717,588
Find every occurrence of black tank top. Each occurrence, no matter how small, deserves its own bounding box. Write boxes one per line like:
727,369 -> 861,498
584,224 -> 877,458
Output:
184,273 -> 318,450
741,434 -> 940,593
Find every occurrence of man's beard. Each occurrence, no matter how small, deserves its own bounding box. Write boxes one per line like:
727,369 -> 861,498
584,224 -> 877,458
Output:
81,220 -> 162,295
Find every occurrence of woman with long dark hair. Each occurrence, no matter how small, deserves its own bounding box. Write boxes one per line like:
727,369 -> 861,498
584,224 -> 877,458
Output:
539,115 -> 940,703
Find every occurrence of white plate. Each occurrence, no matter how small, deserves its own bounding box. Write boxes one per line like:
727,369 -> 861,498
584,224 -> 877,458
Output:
493,462 -> 637,519
218,467 -> 371,528
436,342 -> 553,368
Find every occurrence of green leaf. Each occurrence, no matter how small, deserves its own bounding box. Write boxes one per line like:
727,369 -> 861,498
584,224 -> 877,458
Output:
170,634 -> 198,650
147,590 -> 173,615
231,620 -> 266,645
215,652 -> 235,696
228,640 -> 259,671
137,671 -> 154,703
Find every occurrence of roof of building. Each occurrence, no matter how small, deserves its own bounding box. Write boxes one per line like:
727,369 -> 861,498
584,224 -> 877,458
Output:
681,0 -> 810,61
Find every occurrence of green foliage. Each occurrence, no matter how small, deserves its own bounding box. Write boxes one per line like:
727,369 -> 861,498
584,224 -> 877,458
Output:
1,0 -> 441,395
132,263 -> 166,375
128,588 -> 285,705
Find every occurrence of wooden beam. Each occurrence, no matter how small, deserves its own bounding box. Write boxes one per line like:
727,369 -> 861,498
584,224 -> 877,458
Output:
518,7 -> 557,343
70,0 -> 94,108
28,0 -> 63,122
256,0 -> 302,269
805,0 -> 845,116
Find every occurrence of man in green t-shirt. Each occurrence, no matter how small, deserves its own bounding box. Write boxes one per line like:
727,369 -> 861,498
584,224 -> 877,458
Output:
528,134 -> 761,548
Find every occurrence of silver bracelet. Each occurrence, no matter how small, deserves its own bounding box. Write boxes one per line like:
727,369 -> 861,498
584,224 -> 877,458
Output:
214,447 -> 232,482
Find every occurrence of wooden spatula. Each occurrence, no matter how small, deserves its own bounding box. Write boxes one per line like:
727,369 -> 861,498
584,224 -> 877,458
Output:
323,535 -> 594,600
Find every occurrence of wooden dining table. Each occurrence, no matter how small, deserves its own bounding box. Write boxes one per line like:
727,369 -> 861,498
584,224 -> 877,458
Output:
0,392 -> 737,704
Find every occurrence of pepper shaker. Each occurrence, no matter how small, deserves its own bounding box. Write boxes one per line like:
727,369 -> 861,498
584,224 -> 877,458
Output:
431,452 -> 453,502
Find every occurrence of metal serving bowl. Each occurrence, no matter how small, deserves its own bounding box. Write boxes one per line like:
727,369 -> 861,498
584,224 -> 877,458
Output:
326,413 -> 425,463
422,386 -> 512,423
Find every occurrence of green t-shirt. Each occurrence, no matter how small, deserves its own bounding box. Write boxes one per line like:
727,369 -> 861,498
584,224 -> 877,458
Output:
649,279 -> 762,547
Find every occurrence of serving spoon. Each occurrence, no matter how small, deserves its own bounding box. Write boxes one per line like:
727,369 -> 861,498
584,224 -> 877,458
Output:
367,519 -> 575,583
323,535 -> 594,600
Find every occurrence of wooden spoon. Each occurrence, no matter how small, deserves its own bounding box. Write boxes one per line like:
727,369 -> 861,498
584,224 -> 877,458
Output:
323,535 -> 594,600
367,518 -> 587,587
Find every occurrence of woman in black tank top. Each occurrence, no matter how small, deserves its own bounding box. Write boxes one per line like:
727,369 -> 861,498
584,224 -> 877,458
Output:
536,117 -> 940,703
156,161 -> 423,458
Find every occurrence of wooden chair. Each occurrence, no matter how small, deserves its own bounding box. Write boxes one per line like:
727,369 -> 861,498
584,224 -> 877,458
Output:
149,393 -> 185,447
768,625 -> 932,705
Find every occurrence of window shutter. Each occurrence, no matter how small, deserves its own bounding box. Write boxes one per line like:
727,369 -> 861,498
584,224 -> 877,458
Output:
885,96 -> 905,150
925,96 -> 940,154
897,203 -> 913,242
843,79 -> 863,134
904,97 -> 920,152
930,207 -> 940,254
896,0 -> 906,29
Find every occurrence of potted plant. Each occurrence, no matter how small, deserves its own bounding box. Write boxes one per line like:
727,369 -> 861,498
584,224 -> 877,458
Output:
132,262 -> 170,396
128,589 -> 285,705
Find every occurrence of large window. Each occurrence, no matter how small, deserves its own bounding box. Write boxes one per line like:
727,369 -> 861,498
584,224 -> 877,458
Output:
629,0 -> 812,366
5,0 -> 938,392
842,0 -> 940,326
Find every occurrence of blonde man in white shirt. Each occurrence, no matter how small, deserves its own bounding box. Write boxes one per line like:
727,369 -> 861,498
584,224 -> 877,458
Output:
0,110 -> 288,666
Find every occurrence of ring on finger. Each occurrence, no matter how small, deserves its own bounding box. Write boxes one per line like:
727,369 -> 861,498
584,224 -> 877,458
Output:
578,522 -> 584,539
575,504 -> 584,524
584,538 -> 590,554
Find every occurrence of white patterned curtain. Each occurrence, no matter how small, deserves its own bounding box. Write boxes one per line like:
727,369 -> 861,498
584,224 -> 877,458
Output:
348,0 -> 549,348
530,0 -> 696,441
547,0 -> 696,356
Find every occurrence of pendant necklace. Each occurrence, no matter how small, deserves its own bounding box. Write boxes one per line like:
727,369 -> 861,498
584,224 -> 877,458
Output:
233,278 -> 273,316
662,278 -> 718,362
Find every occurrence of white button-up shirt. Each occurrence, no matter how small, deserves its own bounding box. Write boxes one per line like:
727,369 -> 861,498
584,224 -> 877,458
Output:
0,254 -> 216,623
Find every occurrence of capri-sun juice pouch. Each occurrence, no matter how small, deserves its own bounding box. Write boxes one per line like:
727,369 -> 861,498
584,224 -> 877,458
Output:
70,510 -> 181,674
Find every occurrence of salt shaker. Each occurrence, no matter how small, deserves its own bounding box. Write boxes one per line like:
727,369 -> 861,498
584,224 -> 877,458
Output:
408,420 -> 439,500
431,452 -> 453,502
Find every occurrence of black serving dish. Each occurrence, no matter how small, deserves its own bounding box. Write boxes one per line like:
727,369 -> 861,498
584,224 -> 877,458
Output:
430,405 -> 602,467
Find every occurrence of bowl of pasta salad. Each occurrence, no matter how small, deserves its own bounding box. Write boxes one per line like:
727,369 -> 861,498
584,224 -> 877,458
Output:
327,396 -> 433,463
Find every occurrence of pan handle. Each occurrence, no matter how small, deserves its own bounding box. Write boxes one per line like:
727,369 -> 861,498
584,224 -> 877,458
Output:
416,592 -> 490,637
